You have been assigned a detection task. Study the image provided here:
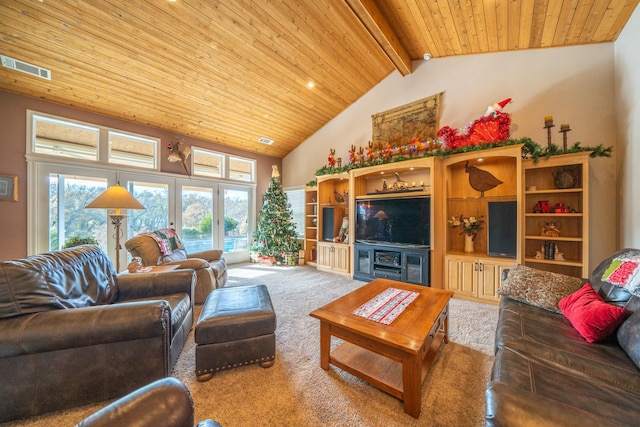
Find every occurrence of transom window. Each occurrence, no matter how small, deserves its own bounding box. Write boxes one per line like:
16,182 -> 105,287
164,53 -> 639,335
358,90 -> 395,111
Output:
193,147 -> 255,183
30,111 -> 159,169
33,115 -> 99,161
108,131 -> 157,169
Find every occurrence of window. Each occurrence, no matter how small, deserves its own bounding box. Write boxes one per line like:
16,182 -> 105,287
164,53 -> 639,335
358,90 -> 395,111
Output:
193,148 -> 224,178
181,185 -> 214,253
193,147 -> 256,182
223,187 -> 250,252
28,111 -> 160,169
229,156 -> 254,182
27,111 -> 256,266
48,173 -> 108,250
108,131 -> 157,169
126,180 -> 170,236
285,188 -> 305,238
33,114 -> 99,161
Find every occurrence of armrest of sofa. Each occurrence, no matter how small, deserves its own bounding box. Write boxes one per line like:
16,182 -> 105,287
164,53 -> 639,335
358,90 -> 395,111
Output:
188,249 -> 223,262
117,269 -> 196,301
0,301 -> 170,358
485,381 -> 625,427
77,377 -> 221,427
164,258 -> 209,270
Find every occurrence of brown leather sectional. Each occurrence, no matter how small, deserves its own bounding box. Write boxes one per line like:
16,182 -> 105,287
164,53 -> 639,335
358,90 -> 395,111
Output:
0,245 -> 196,423
486,250 -> 640,426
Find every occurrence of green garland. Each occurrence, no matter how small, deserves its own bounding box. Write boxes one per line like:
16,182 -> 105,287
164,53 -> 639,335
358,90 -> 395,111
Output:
313,137 -> 612,176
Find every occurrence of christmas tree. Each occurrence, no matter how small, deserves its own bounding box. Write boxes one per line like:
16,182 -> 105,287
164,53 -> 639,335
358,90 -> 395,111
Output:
251,166 -> 301,261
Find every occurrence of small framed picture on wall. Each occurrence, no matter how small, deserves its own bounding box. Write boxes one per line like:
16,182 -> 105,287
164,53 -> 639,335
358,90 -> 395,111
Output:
0,175 -> 18,202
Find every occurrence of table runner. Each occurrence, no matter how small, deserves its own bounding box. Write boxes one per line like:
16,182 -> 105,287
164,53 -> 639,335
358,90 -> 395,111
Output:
352,287 -> 419,325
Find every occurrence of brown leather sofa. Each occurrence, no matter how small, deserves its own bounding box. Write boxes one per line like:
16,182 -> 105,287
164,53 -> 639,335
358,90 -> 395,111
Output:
0,245 -> 196,423
486,249 -> 640,426
125,231 -> 227,304
77,377 -> 221,427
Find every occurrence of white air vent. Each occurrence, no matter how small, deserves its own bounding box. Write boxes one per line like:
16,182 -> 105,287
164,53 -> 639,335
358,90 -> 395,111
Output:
258,137 -> 274,145
1,55 -> 51,80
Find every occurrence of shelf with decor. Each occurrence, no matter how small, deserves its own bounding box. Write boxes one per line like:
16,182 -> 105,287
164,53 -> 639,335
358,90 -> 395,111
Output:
316,173 -> 350,275
349,157 -> 437,286
442,145 -> 522,303
522,152 -> 589,278
304,185 -> 318,265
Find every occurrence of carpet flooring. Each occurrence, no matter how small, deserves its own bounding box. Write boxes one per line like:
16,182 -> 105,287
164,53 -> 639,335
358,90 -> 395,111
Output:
4,263 -> 498,427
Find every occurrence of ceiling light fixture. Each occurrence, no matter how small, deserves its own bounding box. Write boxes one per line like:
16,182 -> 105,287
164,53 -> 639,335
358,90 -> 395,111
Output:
423,53 -> 432,61
306,81 -> 315,89
258,137 -> 274,145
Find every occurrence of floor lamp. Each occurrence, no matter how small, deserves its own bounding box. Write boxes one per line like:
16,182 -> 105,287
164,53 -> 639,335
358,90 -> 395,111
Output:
85,184 -> 145,272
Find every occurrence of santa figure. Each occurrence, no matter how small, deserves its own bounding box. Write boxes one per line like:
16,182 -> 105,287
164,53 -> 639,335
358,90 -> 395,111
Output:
485,98 -> 512,116
438,98 -> 513,150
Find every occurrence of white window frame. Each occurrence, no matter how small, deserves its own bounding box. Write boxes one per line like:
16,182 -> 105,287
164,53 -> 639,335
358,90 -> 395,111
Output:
26,111 -> 257,264
27,110 -> 160,170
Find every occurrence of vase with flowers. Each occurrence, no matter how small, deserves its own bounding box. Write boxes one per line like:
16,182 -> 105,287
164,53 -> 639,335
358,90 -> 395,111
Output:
448,214 -> 485,253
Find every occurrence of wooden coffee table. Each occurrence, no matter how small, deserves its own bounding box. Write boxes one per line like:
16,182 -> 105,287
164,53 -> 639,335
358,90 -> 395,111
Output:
310,278 -> 453,418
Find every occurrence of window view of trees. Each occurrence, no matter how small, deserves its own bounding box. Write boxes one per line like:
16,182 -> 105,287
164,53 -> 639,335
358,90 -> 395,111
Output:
49,175 -> 108,250
224,189 -> 249,252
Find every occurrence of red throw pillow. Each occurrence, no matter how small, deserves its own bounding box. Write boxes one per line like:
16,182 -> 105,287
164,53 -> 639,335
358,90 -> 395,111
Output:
558,283 -> 628,343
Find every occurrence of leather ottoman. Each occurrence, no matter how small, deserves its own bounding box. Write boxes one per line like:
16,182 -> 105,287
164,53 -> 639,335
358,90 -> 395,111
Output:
195,285 -> 276,382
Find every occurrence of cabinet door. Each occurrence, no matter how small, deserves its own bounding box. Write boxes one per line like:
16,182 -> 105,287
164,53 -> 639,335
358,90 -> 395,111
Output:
332,244 -> 350,274
445,256 -> 477,297
477,260 -> 507,302
403,251 -> 429,286
353,244 -> 373,279
316,243 -> 332,269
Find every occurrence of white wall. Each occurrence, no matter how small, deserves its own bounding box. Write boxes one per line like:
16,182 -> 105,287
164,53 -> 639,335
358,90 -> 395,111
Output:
284,42 -> 622,269
284,44 -> 617,189
615,5 -> 640,248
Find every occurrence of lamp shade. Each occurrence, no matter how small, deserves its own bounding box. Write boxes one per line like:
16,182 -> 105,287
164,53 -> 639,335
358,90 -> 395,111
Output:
373,210 -> 388,219
85,185 -> 145,215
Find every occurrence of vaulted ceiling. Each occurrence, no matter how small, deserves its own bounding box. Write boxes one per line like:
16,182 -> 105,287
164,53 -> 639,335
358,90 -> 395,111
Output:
1,1 -> 637,158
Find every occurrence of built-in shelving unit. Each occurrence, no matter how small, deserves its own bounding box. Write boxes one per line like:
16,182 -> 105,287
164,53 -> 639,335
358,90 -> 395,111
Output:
309,145 -> 605,303
304,185 -> 318,266
316,173 -> 350,275
522,152 -> 590,278
443,145 -> 522,303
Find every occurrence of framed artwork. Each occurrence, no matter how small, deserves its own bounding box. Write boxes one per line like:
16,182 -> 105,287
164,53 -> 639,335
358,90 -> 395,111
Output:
0,175 -> 18,202
371,92 -> 442,149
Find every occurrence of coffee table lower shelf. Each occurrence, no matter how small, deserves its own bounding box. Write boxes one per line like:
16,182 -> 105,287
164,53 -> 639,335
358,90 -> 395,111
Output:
329,330 -> 446,403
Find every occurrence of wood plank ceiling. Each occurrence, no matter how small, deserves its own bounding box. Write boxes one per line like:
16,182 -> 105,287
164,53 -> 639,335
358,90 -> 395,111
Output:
1,1 -> 637,159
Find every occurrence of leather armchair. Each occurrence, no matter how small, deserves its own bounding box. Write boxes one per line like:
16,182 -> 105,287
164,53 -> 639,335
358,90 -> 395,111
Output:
125,231 -> 227,304
77,377 -> 220,427
0,245 -> 196,423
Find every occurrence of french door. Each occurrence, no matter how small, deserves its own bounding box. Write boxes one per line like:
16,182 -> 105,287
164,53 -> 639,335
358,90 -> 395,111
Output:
30,164 -> 254,269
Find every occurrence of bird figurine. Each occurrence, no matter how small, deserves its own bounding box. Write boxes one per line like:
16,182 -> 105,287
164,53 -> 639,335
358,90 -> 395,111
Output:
465,161 -> 503,197
394,172 -> 406,188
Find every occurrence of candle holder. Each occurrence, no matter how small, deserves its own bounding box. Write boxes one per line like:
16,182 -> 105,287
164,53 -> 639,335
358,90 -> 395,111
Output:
559,125 -> 571,150
543,121 -> 555,147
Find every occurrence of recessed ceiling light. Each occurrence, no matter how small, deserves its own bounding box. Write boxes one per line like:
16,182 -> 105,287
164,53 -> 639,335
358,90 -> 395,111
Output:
423,53 -> 432,61
306,81 -> 315,89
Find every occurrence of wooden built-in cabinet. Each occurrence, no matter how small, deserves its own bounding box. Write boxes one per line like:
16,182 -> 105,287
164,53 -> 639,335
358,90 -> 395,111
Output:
442,145 -> 522,303
304,186 -> 318,265
522,152 -> 590,278
317,242 -> 350,275
445,255 -> 511,302
349,157 -> 439,286
309,145 -> 606,304
316,173 -> 350,276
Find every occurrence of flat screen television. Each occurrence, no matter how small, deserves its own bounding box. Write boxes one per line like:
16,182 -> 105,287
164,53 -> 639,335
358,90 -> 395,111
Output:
355,197 -> 430,246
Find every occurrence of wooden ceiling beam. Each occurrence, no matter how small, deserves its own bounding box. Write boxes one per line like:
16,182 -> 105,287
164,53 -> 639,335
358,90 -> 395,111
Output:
343,0 -> 413,76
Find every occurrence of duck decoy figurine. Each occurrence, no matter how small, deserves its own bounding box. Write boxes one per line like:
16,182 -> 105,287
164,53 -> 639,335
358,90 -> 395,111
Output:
465,161 -> 503,197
